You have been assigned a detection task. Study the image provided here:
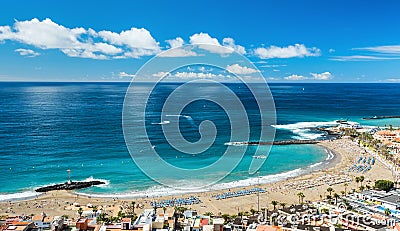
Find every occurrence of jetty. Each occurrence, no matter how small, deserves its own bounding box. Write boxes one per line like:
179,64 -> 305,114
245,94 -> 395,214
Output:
362,115 -> 400,120
225,140 -> 320,146
35,180 -> 105,192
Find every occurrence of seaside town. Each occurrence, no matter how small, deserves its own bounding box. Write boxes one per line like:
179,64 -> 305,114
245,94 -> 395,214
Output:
2,122 -> 400,231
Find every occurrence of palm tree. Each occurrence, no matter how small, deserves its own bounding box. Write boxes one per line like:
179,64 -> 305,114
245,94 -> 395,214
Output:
360,176 -> 365,187
340,191 -> 345,196
77,207 -> 83,217
300,194 -> 305,204
92,206 -> 98,218
384,208 -> 391,216
359,185 -> 365,192
327,187 -> 334,196
344,183 -> 348,195
333,193 -> 340,205
221,214 -> 231,224
280,202 -> 286,210
153,205 -> 158,215
163,207 -> 167,214
297,192 -> 305,204
117,210 -> 125,219
271,201 -> 278,210
250,208 -> 256,215
355,177 -> 360,187
131,201 -> 136,216
204,211 -> 213,216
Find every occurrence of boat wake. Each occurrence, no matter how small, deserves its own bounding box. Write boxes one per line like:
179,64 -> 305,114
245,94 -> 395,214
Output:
151,120 -> 170,125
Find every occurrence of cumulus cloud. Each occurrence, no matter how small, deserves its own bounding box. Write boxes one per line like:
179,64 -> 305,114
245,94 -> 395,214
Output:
118,71 -> 135,78
98,27 -> 160,58
0,18 -> 159,59
226,64 -> 259,75
15,48 -> 40,57
189,33 -> 245,55
253,44 -> 321,59
310,71 -> 333,80
222,38 -> 246,55
284,71 -> 333,81
284,74 -> 308,81
159,37 -> 198,57
152,71 -> 229,79
166,37 -> 184,48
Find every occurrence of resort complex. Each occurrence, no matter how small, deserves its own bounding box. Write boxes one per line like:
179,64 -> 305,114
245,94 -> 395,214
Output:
2,124 -> 400,231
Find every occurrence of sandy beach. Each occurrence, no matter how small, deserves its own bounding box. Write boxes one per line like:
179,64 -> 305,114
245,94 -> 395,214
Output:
0,138 -> 394,218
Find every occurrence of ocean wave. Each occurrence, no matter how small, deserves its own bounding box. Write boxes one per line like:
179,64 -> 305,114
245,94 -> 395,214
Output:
0,191 -> 41,202
273,121 -> 339,140
73,167 -> 319,199
82,176 -> 110,188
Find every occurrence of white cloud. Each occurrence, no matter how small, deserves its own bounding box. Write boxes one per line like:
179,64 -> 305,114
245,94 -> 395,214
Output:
118,71 -> 135,78
174,72 -> 219,79
284,72 -> 333,81
260,64 -> 287,68
226,64 -> 259,75
189,33 -> 245,55
330,55 -> 400,61
153,71 -> 229,79
354,45 -> 400,54
253,44 -> 321,59
222,38 -> 246,55
385,78 -> 400,82
284,74 -> 308,81
166,37 -> 184,48
310,71 -> 333,80
15,48 -> 40,57
157,37 -> 198,57
152,71 -> 171,78
98,28 -> 159,51
0,18 -> 161,59
329,48 -> 335,53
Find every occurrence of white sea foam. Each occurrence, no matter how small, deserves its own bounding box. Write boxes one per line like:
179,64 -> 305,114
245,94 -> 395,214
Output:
272,121 -> 340,140
73,166 -> 321,199
82,176 -> 110,188
0,191 -> 41,202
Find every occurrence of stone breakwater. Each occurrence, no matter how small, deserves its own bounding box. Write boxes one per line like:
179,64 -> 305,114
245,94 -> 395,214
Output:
35,181 -> 105,192
225,140 -> 320,146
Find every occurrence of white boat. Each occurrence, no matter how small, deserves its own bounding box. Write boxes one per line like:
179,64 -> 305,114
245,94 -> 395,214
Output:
252,155 -> 267,159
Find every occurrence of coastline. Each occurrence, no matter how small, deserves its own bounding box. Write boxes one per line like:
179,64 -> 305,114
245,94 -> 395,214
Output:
0,138 -> 393,217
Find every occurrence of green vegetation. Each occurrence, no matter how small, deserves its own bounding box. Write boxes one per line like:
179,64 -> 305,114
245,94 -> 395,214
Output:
271,201 -> 278,210
375,180 -> 394,192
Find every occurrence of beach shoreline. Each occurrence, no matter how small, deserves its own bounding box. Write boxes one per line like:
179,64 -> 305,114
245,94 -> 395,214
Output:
0,138 -> 393,217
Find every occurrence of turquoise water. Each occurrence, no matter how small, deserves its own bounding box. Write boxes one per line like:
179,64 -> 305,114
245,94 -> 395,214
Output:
0,82 -> 399,200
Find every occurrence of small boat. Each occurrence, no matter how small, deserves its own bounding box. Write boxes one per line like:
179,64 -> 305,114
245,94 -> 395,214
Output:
252,155 -> 267,159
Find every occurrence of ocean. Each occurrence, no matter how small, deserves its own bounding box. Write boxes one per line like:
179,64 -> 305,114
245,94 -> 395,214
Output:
1,82 -> 399,200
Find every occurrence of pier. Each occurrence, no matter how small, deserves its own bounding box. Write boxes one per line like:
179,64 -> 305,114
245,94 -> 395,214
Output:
35,181 -> 105,192
225,140 -> 320,146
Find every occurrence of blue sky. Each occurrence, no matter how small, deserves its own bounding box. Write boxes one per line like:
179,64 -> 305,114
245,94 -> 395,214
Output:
0,0 -> 400,82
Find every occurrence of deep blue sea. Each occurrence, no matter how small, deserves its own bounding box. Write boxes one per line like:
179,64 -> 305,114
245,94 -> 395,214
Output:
1,82 -> 400,200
